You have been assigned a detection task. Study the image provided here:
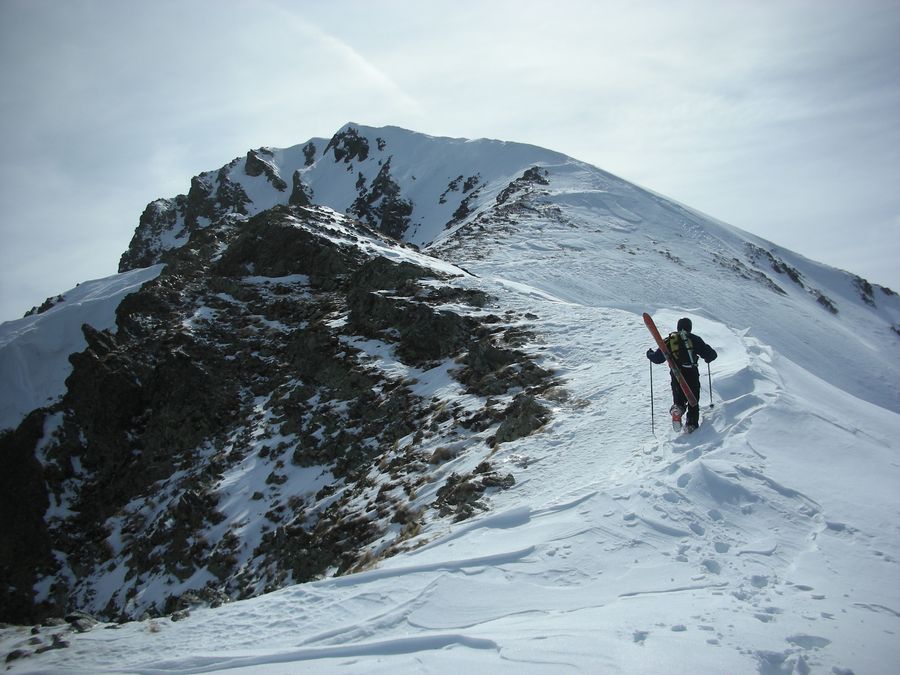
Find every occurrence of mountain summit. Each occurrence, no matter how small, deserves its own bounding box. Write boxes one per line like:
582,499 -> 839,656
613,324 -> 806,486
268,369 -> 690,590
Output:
118,123 -> 572,269
2,124 -> 899,672
120,123 -> 900,408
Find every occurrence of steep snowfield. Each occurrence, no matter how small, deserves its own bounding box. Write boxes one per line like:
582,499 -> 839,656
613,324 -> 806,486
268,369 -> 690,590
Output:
2,125 -> 899,672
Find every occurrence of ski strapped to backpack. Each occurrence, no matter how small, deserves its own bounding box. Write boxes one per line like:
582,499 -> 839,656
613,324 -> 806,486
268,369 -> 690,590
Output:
642,312 -> 698,408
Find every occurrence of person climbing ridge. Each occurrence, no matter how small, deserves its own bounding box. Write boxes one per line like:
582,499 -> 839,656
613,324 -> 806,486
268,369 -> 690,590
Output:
646,317 -> 717,432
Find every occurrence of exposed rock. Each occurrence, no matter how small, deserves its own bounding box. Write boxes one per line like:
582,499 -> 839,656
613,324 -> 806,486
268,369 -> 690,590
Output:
713,252 -> 786,295
303,141 -> 317,166
747,244 -> 804,286
290,170 -> 313,206
66,610 -> 99,633
119,162 -> 251,272
496,166 -> 550,205
24,294 -> 66,318
433,464 -> 516,522
325,127 -> 370,164
853,275 -> 876,306
245,148 -> 288,191
495,394 -> 552,444
349,157 -> 413,239
4,201 -> 556,624
119,198 -> 181,271
6,648 -> 32,664
0,410 -> 53,623
214,166 -> 251,216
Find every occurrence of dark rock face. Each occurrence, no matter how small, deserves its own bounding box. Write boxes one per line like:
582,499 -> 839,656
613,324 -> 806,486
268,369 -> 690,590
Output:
746,244 -> 839,313
290,170 -> 313,207
349,157 -> 414,240
3,204 -> 557,625
119,162 -> 251,274
303,142 -> 316,166
325,127 -> 370,164
0,411 -> 54,622
495,394 -> 552,444
245,148 -> 288,192
440,173 -> 483,229
496,167 -> 550,205
24,294 -> 66,318
118,198 -> 182,271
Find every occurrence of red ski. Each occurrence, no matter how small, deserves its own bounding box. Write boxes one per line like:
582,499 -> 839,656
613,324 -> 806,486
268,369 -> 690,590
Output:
643,312 -> 698,408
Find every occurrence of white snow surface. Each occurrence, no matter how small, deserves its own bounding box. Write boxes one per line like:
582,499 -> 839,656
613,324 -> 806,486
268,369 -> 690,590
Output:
3,125 -> 900,673
5,280 -> 898,674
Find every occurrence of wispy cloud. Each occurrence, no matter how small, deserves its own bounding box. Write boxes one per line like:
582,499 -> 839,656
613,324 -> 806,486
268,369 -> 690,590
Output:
1,0 -> 898,320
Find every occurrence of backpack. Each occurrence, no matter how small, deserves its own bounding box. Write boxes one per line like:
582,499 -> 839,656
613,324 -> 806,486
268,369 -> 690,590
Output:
666,331 -> 696,367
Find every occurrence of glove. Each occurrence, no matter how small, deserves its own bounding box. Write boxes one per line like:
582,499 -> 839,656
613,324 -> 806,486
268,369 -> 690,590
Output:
646,348 -> 655,360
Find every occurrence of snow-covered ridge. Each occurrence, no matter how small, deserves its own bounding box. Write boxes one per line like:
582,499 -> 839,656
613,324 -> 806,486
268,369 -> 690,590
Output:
113,123 -> 900,412
2,124 -> 900,673
6,257 -> 899,675
118,123 -> 576,270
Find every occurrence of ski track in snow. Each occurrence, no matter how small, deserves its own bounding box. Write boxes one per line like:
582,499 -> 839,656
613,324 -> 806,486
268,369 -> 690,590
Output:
9,261 -> 898,675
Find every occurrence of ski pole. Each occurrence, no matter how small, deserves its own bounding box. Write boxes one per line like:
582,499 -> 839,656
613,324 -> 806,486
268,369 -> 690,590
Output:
707,362 -> 714,408
650,361 -> 655,434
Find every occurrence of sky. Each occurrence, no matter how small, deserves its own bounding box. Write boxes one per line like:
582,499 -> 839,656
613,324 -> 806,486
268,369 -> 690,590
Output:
1,0 -> 898,322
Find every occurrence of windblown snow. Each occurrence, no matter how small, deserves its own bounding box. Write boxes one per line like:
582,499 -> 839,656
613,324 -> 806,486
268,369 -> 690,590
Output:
2,124 -> 899,674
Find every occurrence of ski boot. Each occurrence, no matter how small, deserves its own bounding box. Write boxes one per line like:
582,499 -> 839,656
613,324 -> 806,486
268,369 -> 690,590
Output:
669,404 -> 684,431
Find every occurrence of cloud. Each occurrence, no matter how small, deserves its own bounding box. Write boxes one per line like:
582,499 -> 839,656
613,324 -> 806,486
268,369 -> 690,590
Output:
1,0 -> 899,320
0,0 -> 430,318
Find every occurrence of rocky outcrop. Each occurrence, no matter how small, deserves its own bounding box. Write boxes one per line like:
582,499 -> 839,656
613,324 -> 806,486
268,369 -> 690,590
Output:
349,157 -> 414,239
494,394 -> 552,445
245,148 -> 288,192
24,294 -> 66,318
119,162 -> 251,273
290,170 -> 313,207
118,198 -> 182,271
4,204 -> 557,625
324,127 -> 370,164
0,411 -> 55,622
302,142 -> 316,166
746,244 -> 838,313
496,167 -> 550,205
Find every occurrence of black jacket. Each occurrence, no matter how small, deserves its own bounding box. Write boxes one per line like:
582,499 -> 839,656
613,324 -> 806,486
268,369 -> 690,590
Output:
647,332 -> 717,367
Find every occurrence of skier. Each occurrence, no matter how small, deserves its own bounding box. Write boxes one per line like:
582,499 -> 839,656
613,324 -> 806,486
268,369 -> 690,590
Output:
646,317 -> 717,432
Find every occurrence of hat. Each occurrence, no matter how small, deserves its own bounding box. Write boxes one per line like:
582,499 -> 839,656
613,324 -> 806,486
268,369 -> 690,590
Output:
677,317 -> 692,333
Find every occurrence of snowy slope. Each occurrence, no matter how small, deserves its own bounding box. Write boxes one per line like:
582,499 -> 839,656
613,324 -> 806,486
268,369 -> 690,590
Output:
5,266 -> 898,674
0,265 -> 163,431
243,124 -> 571,248
3,125 -> 899,673
120,123 -> 900,411
434,153 -> 900,413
